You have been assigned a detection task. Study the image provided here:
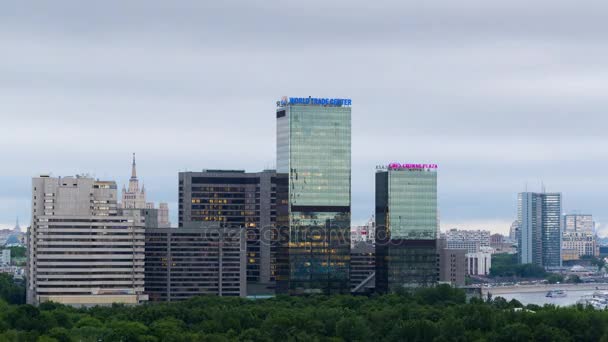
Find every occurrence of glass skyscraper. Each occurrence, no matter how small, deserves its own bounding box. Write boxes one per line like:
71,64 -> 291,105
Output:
275,96 -> 351,295
375,164 -> 439,293
518,192 -> 562,267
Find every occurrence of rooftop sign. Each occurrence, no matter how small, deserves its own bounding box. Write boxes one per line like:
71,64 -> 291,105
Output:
376,163 -> 438,171
277,96 -> 352,107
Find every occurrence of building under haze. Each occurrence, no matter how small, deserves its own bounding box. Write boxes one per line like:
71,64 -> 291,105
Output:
27,175 -> 148,306
375,163 -> 439,292
444,228 -> 491,254
178,170 -> 277,294
121,154 -> 170,227
562,213 -> 598,260
518,192 -> 562,268
275,96 -> 352,295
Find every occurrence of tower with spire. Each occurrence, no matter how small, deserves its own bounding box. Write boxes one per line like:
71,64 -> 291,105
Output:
121,153 -> 149,209
13,217 -> 20,233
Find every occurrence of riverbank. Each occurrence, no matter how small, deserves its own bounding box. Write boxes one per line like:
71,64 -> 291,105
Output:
483,283 -> 608,295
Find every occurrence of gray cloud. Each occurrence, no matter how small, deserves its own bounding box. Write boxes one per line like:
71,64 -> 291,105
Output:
1,0 -> 607,233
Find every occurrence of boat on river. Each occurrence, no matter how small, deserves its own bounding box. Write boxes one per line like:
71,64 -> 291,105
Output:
546,290 -> 567,298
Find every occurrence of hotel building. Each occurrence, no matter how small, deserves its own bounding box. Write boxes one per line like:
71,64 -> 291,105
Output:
375,163 -> 439,292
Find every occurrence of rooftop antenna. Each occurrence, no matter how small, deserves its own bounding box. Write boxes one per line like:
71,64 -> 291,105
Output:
541,181 -> 546,193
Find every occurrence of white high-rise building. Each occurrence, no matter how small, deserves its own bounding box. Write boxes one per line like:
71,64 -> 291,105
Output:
27,175 -> 148,306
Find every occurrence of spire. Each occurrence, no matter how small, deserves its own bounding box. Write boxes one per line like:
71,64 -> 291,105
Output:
131,153 -> 137,179
14,217 -> 20,232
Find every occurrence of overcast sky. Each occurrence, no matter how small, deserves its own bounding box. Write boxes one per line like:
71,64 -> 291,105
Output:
2,1 -> 608,235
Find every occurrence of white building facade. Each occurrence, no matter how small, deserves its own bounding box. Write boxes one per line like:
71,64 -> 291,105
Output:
444,228 -> 491,254
27,175 -> 148,306
466,249 -> 492,276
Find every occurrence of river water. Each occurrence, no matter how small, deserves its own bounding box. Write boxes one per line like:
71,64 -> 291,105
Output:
495,290 -> 595,306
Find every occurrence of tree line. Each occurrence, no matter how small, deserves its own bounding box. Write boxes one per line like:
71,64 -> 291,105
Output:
1,276 -> 608,341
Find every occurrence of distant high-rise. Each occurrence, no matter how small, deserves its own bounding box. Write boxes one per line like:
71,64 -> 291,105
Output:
562,213 -> 598,260
517,192 -> 562,267
509,220 -> 520,243
275,96 -> 352,295
178,170 -> 277,294
375,163 -> 439,292
563,214 -> 594,233
27,175 -> 148,306
444,228 -> 491,253
13,217 -> 20,233
158,202 -> 170,228
121,154 -> 150,209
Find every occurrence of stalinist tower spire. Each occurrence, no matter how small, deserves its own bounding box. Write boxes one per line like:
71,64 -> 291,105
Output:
123,153 -> 146,208
131,153 -> 137,179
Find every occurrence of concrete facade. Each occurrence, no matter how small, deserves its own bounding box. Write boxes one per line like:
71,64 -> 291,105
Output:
27,175 -> 148,306
466,250 -> 492,276
438,239 -> 466,286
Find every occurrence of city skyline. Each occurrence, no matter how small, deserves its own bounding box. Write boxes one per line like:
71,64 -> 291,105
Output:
2,1 -> 608,235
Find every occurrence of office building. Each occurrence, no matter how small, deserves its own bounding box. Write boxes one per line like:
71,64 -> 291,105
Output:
466,249 -> 492,276
275,96 -> 352,295
1,249 -> 10,266
444,228 -> 491,254
375,163 -> 439,293
144,227 -> 246,301
518,192 -> 562,267
350,241 -> 375,293
438,239 -> 466,286
27,175 -> 148,306
178,170 -> 277,293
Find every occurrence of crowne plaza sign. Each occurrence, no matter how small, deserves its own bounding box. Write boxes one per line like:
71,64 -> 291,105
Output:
376,163 -> 438,171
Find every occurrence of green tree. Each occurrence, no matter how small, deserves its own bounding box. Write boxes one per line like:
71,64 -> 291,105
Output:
335,316 -> 371,342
